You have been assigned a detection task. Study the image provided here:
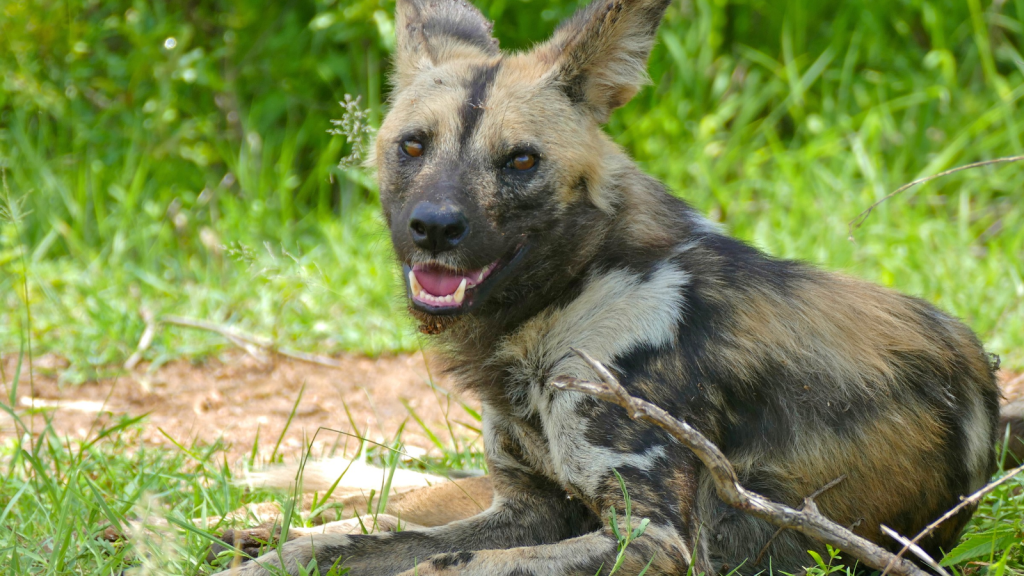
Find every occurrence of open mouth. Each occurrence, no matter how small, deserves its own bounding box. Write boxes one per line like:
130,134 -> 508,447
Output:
403,244 -> 528,315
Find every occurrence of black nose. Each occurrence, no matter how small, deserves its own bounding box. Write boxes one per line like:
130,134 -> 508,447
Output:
408,202 -> 469,252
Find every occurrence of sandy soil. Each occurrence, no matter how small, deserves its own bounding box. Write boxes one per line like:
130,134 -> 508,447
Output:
0,351 -> 480,465
1,352 -> 1022,468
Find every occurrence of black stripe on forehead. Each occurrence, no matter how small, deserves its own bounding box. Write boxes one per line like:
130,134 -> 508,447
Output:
459,60 -> 502,149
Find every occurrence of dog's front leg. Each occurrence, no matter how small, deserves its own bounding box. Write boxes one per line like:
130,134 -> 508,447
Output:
397,523 -> 695,576
208,471 -> 593,576
396,456 -> 706,576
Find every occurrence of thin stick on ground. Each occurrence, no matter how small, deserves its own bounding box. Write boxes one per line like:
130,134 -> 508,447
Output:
847,155 -> 1024,241
878,460 -> 1024,576
550,347 -> 929,576
161,315 -> 347,369
124,307 -> 157,371
880,525 -> 950,576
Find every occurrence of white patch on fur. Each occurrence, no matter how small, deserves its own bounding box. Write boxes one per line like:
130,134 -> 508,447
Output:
538,382 -> 668,495
963,393 -> 993,489
688,213 -> 724,235
499,262 -> 690,382
673,239 -> 701,255
496,262 -> 690,496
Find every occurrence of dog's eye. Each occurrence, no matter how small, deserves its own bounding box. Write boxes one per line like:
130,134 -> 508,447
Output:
507,153 -> 537,171
401,139 -> 424,157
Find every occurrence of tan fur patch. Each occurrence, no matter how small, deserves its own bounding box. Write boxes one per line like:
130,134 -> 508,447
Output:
720,272 -> 961,397
759,408 -> 949,542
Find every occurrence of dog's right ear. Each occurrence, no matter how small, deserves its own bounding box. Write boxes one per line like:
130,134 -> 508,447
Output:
394,0 -> 499,89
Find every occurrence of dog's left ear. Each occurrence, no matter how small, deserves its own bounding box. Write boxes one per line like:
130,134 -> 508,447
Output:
536,0 -> 671,122
393,0 -> 499,89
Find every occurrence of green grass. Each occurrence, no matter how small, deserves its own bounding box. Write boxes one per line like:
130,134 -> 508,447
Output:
0,352 -> 490,575
1,195 -> 418,383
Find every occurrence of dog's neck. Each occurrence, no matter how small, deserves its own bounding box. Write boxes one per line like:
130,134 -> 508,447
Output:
422,161 -> 709,398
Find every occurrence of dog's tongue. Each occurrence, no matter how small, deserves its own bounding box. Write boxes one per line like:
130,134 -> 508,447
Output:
413,267 -> 469,297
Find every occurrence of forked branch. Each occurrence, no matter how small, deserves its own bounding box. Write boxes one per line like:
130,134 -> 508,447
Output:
158,315 -> 347,369
550,348 -> 929,576
879,459 -> 1024,576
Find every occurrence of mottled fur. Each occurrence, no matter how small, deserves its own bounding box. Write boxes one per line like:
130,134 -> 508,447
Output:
213,0 -> 1001,574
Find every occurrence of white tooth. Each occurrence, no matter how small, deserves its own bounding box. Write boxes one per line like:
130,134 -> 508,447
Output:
409,271 -> 422,296
453,278 -> 467,304
444,294 -> 453,303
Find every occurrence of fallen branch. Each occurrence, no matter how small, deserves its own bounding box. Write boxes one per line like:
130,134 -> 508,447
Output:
124,307 -> 157,370
161,315 -> 346,369
880,525 -> 950,576
550,348 -> 928,576
847,155 -> 1024,241
753,474 -> 848,567
878,460 -> 1024,576
19,397 -> 110,413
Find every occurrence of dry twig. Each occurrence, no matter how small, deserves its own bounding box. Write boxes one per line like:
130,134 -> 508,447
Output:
550,348 -> 929,576
847,155 -> 1024,241
161,315 -> 346,369
878,460 -> 1024,576
753,474 -> 848,567
124,307 -> 158,371
880,525 -> 950,576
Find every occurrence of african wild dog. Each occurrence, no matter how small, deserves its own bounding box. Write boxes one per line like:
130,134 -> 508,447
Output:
213,0 -> 1002,573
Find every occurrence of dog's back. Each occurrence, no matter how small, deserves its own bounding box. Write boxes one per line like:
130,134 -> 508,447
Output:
657,233 -> 1000,567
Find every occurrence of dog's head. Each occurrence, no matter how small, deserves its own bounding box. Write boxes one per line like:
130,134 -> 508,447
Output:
375,0 -> 670,327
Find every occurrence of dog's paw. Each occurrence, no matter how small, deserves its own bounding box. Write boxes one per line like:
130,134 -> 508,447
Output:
395,552 -> 479,576
205,536 -> 306,576
207,533 -> 354,576
206,525 -> 279,566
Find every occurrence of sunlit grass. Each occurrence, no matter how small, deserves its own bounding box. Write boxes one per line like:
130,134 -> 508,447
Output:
0,344 -> 492,575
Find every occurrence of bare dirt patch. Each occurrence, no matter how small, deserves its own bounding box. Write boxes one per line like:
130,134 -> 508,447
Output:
1002,370 -> 1024,403
2,352 -> 1021,468
1,352 -> 480,465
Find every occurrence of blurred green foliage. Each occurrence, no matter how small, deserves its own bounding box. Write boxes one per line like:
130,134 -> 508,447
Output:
1,0 -> 1023,377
